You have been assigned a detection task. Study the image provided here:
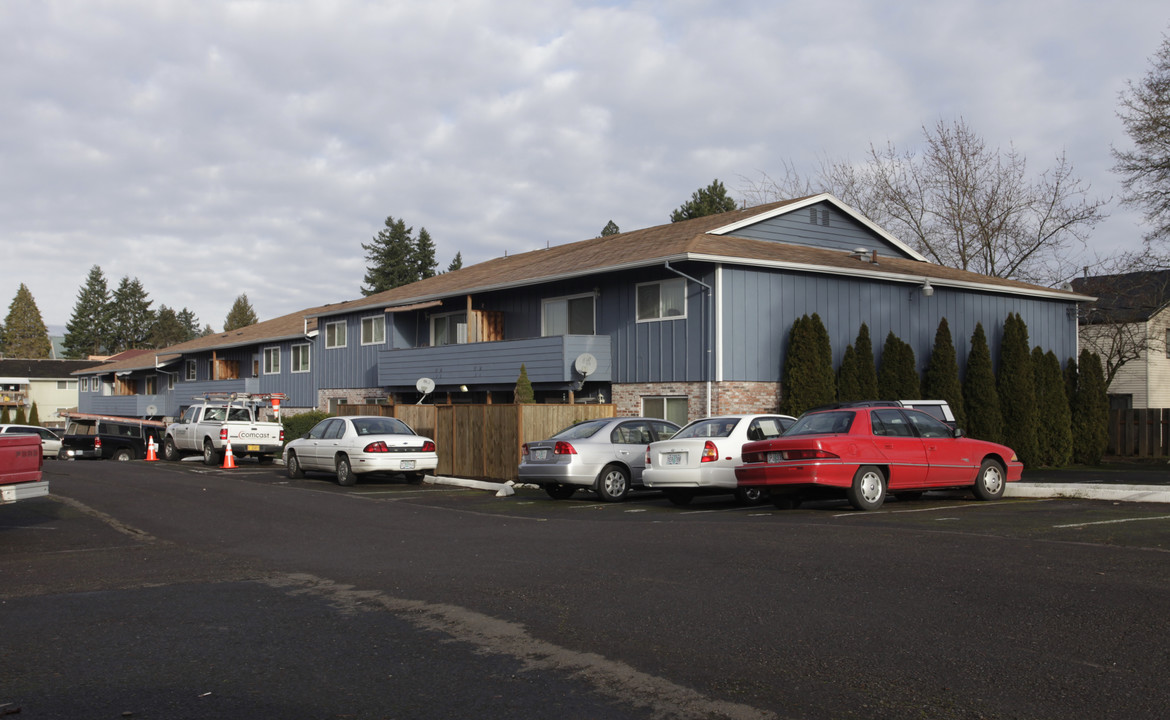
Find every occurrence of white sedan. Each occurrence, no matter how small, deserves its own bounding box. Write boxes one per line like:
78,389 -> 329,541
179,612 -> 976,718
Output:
642,414 -> 796,505
283,416 -> 438,486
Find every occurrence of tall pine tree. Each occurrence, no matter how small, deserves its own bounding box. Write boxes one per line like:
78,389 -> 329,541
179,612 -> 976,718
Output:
63,265 -> 112,358
361,216 -> 440,295
107,277 -> 155,353
2,284 -> 52,358
224,294 -> 259,331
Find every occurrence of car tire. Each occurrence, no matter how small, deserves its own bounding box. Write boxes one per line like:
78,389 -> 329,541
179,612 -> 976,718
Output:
664,488 -> 695,506
596,464 -> 630,502
336,456 -> 355,487
771,494 -> 802,510
163,437 -> 181,462
287,452 -> 305,479
972,459 -> 1006,501
734,486 -> 767,505
544,484 -> 576,500
113,449 -> 133,462
203,441 -> 221,467
847,465 -> 886,511
58,449 -> 71,461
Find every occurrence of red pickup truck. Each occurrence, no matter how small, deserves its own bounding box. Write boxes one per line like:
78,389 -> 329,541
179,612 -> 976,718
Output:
0,433 -> 48,504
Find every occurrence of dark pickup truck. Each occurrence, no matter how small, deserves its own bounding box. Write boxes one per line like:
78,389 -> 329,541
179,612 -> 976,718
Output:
59,413 -> 166,462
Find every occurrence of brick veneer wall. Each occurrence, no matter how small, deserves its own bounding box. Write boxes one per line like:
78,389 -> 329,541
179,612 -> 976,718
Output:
612,381 -> 782,422
317,388 -> 389,412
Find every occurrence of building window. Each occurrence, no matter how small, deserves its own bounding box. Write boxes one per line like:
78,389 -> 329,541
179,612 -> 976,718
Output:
145,376 -> 158,395
263,347 -> 281,374
185,359 -> 197,381
326,320 -> 347,349
361,316 -> 386,345
431,312 -> 467,346
636,278 -> 686,321
292,343 -> 311,373
543,294 -> 595,336
81,377 -> 89,392
642,396 -> 688,426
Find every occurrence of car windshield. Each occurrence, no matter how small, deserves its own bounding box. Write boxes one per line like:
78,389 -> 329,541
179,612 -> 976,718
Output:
786,411 -> 855,436
674,418 -> 741,440
352,417 -> 412,436
552,419 -> 609,440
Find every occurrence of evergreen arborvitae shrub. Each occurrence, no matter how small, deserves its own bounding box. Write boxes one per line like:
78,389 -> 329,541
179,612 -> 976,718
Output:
997,313 -> 1038,466
855,323 -> 878,400
921,318 -> 967,429
515,364 -> 535,404
14,405 -> 27,424
837,344 -> 861,402
878,332 -> 919,399
782,315 -> 836,415
963,323 -> 1003,443
0,407 -> 9,424
281,411 -> 331,444
28,402 -> 40,426
809,313 -> 836,405
1032,348 -> 1072,467
1070,350 -> 1109,464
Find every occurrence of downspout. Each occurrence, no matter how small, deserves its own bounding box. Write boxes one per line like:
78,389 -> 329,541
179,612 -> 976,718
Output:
664,261 -> 713,418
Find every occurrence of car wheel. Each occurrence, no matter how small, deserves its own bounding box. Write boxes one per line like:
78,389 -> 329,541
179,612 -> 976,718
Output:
544,484 -> 576,500
847,465 -> 886,511
972,459 -> 1006,501
163,437 -> 181,461
287,452 -> 305,479
596,464 -> 630,502
734,486 -> 768,505
58,449 -> 71,461
894,491 -> 924,502
336,456 -> 356,487
203,441 -> 221,467
113,449 -> 133,462
664,488 -> 695,506
771,494 -> 802,510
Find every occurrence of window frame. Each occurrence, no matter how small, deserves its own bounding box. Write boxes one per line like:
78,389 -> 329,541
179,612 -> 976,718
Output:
636,278 -> 687,322
263,346 -> 281,375
430,311 -> 468,347
80,377 -> 89,392
184,359 -> 197,381
361,315 -> 386,346
291,343 -> 311,373
641,396 -> 688,426
542,292 -> 596,336
325,320 -> 347,349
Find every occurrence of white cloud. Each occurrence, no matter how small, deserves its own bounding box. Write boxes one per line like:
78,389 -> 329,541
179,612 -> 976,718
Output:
1,0 -> 1168,331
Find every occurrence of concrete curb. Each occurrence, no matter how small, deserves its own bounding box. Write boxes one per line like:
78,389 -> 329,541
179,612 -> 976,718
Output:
1008,483 -> 1170,504
425,475 -> 515,497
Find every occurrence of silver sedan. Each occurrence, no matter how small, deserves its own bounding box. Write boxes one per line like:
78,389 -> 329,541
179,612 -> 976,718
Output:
284,416 -> 438,486
518,417 -> 680,501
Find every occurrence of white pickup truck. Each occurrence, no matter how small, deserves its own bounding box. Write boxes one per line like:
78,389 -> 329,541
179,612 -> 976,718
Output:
163,394 -> 286,466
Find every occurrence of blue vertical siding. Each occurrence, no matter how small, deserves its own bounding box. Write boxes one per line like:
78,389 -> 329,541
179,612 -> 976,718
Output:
731,201 -> 917,259
719,265 -> 1078,383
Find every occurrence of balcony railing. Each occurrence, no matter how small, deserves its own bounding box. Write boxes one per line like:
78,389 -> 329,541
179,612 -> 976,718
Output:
378,335 -> 611,389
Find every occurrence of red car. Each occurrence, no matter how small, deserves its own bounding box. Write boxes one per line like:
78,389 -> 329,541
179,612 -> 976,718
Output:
735,405 -> 1023,511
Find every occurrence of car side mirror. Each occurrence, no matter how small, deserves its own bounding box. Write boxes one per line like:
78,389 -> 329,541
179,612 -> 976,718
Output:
953,427 -> 964,438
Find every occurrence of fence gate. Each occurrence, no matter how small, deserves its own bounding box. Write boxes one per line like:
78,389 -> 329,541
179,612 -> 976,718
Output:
1108,409 -> 1170,457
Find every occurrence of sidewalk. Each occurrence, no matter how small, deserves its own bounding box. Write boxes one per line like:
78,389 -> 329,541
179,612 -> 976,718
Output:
1009,460 -> 1170,503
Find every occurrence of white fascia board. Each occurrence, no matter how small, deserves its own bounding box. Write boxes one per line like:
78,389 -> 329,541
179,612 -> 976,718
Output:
688,253 -> 1093,303
708,193 -> 930,263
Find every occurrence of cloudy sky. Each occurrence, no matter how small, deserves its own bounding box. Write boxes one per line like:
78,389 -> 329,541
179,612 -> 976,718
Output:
3,0 -> 1168,332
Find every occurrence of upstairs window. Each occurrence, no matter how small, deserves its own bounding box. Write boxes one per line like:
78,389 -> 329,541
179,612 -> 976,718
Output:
361,316 -> 386,346
184,360 -> 197,381
637,278 -> 686,321
431,312 -> 467,346
292,343 -> 311,373
543,294 -> 595,336
326,320 -> 347,349
263,347 -> 281,374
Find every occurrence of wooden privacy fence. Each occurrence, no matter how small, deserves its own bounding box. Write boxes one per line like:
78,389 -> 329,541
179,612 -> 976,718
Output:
1108,409 -> 1170,458
336,403 -> 616,481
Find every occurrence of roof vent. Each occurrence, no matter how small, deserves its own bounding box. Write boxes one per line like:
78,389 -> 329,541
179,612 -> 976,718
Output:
850,247 -> 868,260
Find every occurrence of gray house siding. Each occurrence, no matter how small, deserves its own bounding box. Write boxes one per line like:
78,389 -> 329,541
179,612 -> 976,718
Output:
731,201 -> 916,259
605,266 -> 710,384
719,265 -> 1078,383
315,314 -> 387,389
378,335 -> 611,388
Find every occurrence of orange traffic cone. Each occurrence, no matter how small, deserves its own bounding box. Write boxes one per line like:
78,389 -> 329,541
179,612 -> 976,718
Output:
146,436 -> 158,461
221,440 -> 237,469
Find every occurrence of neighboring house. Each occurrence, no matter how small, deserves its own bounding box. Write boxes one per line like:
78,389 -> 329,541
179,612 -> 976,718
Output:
0,359 -> 98,427
1072,270 -> 1170,409
76,194 -> 1088,425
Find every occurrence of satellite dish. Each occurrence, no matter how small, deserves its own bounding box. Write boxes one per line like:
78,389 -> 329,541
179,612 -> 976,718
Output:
574,353 -> 598,377
416,377 -> 436,394
146,404 -> 159,416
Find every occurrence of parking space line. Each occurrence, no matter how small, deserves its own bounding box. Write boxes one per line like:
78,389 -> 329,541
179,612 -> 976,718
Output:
831,498 -> 1051,518
1054,514 -> 1170,529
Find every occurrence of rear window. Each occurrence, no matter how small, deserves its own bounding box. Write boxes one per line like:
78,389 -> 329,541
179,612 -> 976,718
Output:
674,417 -> 742,440
552,419 -> 609,440
67,420 -> 97,435
786,411 -> 855,436
352,417 -> 412,436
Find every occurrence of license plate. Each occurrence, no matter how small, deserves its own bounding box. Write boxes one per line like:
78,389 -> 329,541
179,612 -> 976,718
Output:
247,445 -> 260,452
533,449 -> 549,461
666,453 -> 683,466
400,460 -> 416,470
767,452 -> 783,464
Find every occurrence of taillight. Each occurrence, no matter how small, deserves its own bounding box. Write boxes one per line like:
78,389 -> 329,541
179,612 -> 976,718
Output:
220,427 -> 228,441
554,441 -> 576,455
521,443 -> 530,456
782,449 -> 839,461
645,446 -> 651,465
421,441 -> 436,452
700,440 -> 718,463
364,441 -> 390,453
279,429 -> 285,443
94,436 -> 101,449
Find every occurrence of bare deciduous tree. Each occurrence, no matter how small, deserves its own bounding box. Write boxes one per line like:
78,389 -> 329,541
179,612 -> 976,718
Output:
1113,29 -> 1170,248
743,118 -> 1108,285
